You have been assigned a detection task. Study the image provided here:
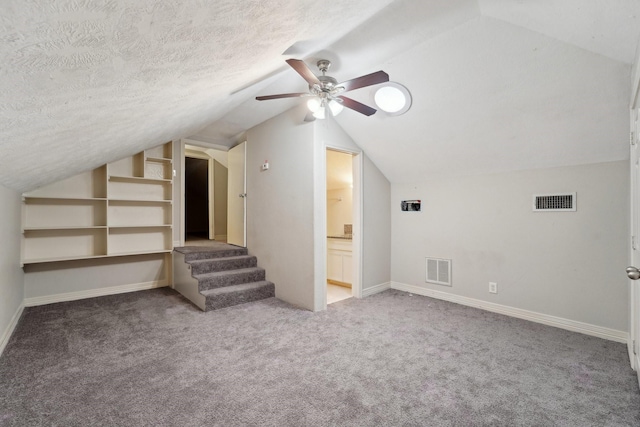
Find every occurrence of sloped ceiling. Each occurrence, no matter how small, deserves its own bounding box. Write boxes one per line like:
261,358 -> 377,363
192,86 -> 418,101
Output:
2,0 -> 640,192
0,0 -> 395,192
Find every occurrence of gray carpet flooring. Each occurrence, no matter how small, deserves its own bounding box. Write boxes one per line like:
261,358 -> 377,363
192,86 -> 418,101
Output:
1,288 -> 639,426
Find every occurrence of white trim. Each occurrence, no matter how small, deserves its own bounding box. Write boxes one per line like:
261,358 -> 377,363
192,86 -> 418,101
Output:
362,282 -> 391,297
0,302 -> 25,357
636,354 -> 640,388
24,280 -> 168,307
215,234 -> 227,241
391,281 -> 628,343
182,138 -> 231,152
351,151 -> 363,300
173,240 -> 181,248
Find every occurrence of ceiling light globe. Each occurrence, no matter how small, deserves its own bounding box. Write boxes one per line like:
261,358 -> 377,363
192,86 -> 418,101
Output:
328,100 -> 344,116
313,107 -> 326,120
374,86 -> 406,113
307,98 -> 321,113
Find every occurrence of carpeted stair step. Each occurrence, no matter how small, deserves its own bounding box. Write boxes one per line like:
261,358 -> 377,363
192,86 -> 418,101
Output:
195,267 -> 266,291
201,281 -> 275,311
178,247 -> 248,262
188,255 -> 257,275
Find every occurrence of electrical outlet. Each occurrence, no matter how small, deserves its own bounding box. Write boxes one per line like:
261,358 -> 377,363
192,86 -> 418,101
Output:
489,282 -> 497,294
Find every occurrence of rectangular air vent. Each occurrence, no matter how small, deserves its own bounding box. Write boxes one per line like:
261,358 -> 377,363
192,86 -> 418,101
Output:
426,257 -> 452,286
533,193 -> 576,212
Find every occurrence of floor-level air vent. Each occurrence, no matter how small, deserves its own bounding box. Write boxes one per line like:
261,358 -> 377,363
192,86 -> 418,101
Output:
533,193 -> 576,212
426,257 -> 452,286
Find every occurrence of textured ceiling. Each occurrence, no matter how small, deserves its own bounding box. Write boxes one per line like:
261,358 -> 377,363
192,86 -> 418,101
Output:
0,0 -> 395,192
2,0 -> 640,192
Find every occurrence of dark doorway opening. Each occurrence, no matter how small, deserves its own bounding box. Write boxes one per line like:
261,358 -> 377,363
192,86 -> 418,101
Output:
185,157 -> 209,241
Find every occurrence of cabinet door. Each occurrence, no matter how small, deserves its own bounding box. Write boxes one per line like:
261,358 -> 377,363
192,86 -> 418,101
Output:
342,253 -> 353,284
327,250 -> 343,282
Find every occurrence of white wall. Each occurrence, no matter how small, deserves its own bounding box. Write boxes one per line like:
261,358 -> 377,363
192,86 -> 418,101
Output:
391,161 -> 628,332
246,105 -> 317,310
315,117 -> 391,295
24,254 -> 168,303
327,188 -> 353,236
362,154 -> 391,291
0,184 -> 24,353
246,108 -> 392,310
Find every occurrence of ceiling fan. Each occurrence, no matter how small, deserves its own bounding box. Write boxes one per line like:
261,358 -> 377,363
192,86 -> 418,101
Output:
256,59 -> 389,119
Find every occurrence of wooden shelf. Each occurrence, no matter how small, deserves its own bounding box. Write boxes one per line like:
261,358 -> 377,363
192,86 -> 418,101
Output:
23,196 -> 107,201
22,141 -> 174,265
24,226 -> 107,232
146,156 -> 172,163
23,253 -> 109,265
109,175 -> 171,183
108,225 -> 172,229
108,198 -> 172,204
22,250 -> 172,265
106,249 -> 172,257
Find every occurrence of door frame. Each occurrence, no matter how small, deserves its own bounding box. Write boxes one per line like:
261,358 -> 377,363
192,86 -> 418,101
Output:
184,150 -> 214,241
313,144 -> 363,311
179,140 -> 229,246
630,107 -> 640,376
630,46 -> 640,379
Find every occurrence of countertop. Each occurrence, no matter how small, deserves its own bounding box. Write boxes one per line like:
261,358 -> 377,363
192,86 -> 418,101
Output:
327,235 -> 352,240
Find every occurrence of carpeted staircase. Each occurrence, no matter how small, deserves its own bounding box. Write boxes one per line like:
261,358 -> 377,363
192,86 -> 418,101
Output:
173,244 -> 275,311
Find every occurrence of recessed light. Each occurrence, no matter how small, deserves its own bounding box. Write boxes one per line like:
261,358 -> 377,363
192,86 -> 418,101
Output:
373,82 -> 412,116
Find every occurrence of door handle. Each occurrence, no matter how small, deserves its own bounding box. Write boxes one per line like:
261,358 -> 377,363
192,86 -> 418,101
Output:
627,266 -> 640,280
239,193 -> 247,198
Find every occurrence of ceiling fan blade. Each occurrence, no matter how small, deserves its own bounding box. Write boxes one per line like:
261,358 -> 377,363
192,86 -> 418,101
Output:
337,96 -> 377,116
256,93 -> 308,101
338,70 -> 389,92
286,59 -> 321,86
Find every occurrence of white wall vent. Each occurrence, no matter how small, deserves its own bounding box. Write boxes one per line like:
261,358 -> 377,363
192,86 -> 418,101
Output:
533,193 -> 576,212
426,258 -> 452,286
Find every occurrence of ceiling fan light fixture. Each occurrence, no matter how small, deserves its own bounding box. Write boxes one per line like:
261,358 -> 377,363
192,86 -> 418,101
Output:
307,97 -> 322,113
256,58 -> 389,118
312,107 -> 326,120
328,100 -> 344,116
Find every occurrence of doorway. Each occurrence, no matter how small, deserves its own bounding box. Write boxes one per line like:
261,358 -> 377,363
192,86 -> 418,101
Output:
326,149 -> 355,304
185,157 -> 209,241
182,144 -> 229,245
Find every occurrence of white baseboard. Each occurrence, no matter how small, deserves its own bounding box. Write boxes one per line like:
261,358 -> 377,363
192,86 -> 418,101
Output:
0,302 -> 25,357
362,282 -> 391,297
173,240 -> 181,248
391,282 -> 628,343
215,235 -> 227,241
24,280 -> 169,307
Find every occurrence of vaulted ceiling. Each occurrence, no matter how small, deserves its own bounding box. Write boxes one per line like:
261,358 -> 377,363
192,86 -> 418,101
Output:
2,0 -> 639,192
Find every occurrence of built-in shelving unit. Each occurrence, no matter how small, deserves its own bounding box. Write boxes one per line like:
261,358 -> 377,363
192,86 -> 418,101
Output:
21,142 -> 174,265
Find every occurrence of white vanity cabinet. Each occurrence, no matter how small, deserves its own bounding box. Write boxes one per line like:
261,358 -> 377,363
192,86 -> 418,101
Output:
327,238 -> 353,285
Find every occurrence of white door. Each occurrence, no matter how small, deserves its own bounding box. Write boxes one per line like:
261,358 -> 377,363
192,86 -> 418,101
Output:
227,141 -> 246,247
629,109 -> 640,380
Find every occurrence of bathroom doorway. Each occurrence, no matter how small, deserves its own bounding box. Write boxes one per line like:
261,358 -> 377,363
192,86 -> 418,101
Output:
326,149 -> 354,304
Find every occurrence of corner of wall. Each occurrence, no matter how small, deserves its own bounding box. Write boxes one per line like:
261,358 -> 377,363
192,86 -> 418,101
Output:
0,183 -> 25,356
